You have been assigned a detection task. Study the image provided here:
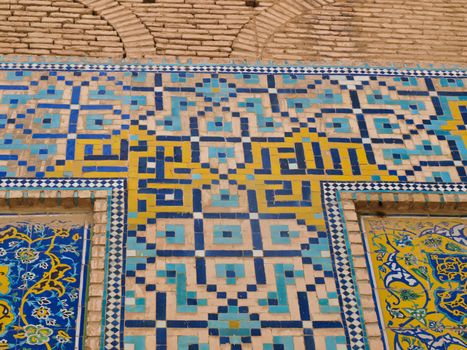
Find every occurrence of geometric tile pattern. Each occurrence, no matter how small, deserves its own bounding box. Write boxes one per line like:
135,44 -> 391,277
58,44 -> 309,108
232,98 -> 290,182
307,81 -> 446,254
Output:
0,62 -> 465,349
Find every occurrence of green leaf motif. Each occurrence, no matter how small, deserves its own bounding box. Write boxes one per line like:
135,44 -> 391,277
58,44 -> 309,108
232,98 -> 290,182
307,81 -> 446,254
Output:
423,236 -> 442,248
403,253 -> 418,266
397,289 -> 422,301
403,307 -> 427,325
412,266 -> 428,280
445,242 -> 462,252
375,243 -> 387,254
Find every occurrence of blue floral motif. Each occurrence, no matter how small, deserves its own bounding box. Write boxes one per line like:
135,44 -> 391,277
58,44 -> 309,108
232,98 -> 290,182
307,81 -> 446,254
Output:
428,254 -> 467,324
0,224 -> 89,349
395,234 -> 413,247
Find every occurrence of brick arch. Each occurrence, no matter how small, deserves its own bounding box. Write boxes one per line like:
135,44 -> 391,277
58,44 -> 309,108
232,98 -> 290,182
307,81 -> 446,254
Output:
231,0 -> 336,59
233,0 -> 467,65
0,0 -> 126,57
259,0 -> 467,65
76,0 -> 156,58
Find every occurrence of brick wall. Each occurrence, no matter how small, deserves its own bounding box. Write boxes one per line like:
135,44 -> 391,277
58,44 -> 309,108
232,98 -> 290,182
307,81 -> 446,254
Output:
255,0 -> 467,66
0,0 -> 466,66
0,0 -> 124,57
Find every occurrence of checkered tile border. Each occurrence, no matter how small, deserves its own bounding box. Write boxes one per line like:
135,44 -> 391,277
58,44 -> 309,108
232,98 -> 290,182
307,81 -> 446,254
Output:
321,181 -> 467,350
0,62 -> 465,77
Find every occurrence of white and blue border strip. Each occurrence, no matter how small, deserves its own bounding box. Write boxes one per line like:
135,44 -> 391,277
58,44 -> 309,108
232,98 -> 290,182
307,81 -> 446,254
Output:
0,178 -> 127,350
0,60 -> 465,77
321,181 -> 467,350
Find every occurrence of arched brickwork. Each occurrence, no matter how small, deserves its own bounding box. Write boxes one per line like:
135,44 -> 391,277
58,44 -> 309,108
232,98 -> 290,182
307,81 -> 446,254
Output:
117,0 -> 273,59
77,0 -> 156,58
231,0 -> 335,60
232,0 -> 467,66
1,0 -> 466,65
0,0 -> 125,57
260,0 -> 467,65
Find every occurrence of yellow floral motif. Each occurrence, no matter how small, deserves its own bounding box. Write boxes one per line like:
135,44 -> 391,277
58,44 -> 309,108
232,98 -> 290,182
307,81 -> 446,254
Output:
62,277 -> 76,283
20,324 -> 53,345
0,266 -> 9,295
0,227 -> 31,245
362,216 -> 467,350
30,253 -> 71,297
53,228 -> 70,237
0,268 -> 13,335
32,306 -> 51,319
15,247 -> 39,264
0,299 -> 14,335
56,330 -> 72,343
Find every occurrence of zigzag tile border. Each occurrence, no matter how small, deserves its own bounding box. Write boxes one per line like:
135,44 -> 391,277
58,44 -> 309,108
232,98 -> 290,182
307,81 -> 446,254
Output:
0,178 -> 126,350
0,61 -> 466,77
321,181 -> 467,350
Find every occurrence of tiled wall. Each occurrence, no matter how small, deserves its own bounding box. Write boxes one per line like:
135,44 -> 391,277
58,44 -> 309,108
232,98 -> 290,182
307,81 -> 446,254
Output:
0,62 -> 465,349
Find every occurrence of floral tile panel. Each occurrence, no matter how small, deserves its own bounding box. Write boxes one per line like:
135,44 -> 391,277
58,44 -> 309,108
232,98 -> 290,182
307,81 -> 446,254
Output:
0,218 -> 90,349
361,216 -> 467,350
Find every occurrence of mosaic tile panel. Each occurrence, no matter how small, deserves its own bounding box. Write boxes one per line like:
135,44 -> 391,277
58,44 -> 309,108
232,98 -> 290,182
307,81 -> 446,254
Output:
0,178 -> 125,350
361,216 -> 467,350
0,221 -> 89,349
321,182 -> 467,350
0,62 -> 465,349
